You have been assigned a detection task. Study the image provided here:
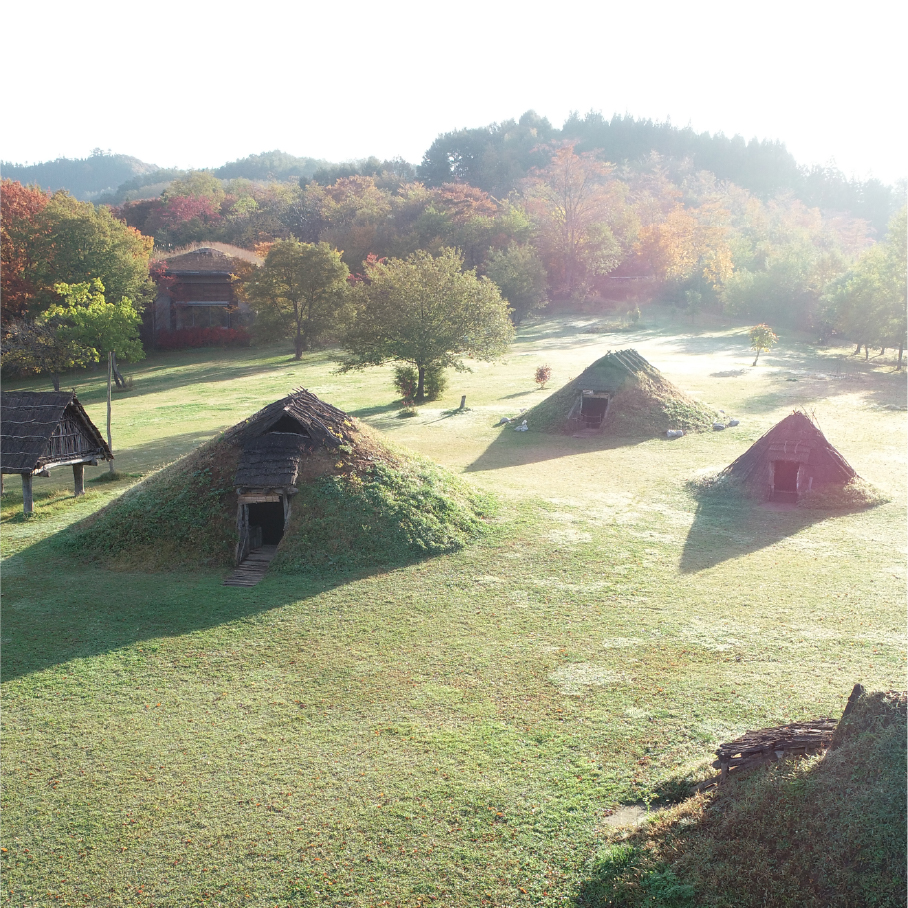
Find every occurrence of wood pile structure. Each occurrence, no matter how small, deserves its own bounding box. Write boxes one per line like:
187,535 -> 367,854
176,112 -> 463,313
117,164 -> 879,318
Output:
703,683 -> 907,789
0,391 -> 113,514
720,410 -> 857,502
711,718 -> 838,783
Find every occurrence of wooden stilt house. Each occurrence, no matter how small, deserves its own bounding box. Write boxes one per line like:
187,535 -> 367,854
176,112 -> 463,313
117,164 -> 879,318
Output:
719,411 -> 857,502
0,391 -> 113,514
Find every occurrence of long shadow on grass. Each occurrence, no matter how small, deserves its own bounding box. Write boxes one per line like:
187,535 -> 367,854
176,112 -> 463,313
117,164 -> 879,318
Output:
679,490 -> 871,573
464,427 -> 648,473
0,536 -> 420,682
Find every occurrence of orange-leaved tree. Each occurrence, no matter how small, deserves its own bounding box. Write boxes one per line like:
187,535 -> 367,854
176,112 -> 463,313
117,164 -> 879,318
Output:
523,144 -> 625,300
1,180 -> 50,326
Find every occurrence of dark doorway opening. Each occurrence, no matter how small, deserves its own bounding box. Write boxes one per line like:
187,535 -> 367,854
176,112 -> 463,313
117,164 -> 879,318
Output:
580,395 -> 609,428
773,460 -> 800,501
267,414 -> 309,436
248,500 -> 285,545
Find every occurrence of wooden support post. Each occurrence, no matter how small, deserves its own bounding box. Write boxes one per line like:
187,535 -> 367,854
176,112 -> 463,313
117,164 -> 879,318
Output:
22,474 -> 34,515
73,463 -> 85,496
107,352 -> 114,473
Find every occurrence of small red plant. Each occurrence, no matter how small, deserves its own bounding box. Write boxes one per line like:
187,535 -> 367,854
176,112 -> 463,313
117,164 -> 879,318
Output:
534,364 -> 552,389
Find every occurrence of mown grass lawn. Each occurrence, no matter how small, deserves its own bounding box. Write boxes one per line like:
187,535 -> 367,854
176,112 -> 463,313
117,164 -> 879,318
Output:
2,310 -> 905,907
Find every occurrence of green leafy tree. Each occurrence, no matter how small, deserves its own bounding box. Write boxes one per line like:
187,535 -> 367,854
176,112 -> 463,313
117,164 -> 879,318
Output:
31,192 -> 155,314
750,323 -> 778,365
47,280 -> 144,383
242,240 -> 350,358
485,243 -> 548,324
343,249 -> 514,401
823,207 -> 907,363
0,318 -> 94,391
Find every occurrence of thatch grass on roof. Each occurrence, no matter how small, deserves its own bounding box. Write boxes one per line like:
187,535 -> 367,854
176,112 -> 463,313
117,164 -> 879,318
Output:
524,349 -> 715,435
61,419 -> 493,575
151,242 -> 263,265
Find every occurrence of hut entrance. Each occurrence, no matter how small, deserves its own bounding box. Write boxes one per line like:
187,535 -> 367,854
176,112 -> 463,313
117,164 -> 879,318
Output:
580,392 -> 610,429
772,460 -> 800,501
248,500 -> 286,545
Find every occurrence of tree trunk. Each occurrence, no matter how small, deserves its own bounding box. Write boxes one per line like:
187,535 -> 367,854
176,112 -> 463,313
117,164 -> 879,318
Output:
864,344 -> 869,361
111,351 -> 125,387
752,350 -> 760,366
51,373 -> 60,392
294,327 -> 304,360
853,343 -> 861,355
415,365 -> 425,402
879,347 -> 886,356
898,342 -> 904,370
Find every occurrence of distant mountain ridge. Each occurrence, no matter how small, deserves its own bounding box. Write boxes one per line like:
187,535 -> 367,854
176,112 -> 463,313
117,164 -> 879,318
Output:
1,150 -> 331,203
2,150 -> 160,201
5,115 -> 903,232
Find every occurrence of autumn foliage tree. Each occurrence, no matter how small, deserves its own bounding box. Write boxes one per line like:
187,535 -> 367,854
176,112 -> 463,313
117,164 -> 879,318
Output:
523,144 -> 625,300
1,180 -> 50,324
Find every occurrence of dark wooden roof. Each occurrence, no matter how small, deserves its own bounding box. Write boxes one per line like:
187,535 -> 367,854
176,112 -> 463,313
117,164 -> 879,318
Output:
229,388 -> 354,491
721,411 -> 857,486
234,435 -> 303,489
162,247 -> 251,274
1,391 -> 113,475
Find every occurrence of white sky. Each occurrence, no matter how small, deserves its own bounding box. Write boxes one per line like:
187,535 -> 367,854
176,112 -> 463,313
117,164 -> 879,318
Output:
4,0 -> 905,184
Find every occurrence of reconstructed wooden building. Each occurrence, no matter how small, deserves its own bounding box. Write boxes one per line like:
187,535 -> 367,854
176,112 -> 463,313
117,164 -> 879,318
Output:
0,391 -> 113,514
152,246 -> 259,333
224,389 -> 351,566
720,410 -> 857,502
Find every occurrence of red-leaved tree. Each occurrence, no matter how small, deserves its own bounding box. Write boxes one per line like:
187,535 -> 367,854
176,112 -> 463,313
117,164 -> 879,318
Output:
1,180 -> 50,325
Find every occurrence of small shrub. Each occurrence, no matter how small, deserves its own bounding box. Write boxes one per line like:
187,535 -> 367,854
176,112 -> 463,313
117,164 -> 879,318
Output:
155,327 -> 251,351
629,305 -> 641,324
392,364 -> 447,402
392,366 -> 417,405
534,364 -> 552,389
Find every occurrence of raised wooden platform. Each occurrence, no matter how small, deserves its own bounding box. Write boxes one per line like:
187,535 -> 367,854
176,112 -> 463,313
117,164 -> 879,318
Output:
223,545 -> 278,587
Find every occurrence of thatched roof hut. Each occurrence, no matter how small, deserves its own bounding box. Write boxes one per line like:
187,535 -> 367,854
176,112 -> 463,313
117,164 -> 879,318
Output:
0,391 -> 113,513
720,411 -> 857,501
67,388 -> 489,579
223,389 -> 356,563
524,349 -> 715,435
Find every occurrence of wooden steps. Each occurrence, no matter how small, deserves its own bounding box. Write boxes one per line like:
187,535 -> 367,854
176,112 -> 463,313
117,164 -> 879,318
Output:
223,545 -> 278,587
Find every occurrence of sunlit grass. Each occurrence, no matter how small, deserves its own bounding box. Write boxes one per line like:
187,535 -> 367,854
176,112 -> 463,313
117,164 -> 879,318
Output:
2,309 -> 904,906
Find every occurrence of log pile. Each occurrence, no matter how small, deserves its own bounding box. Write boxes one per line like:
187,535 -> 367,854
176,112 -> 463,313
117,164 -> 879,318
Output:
711,718 -> 838,783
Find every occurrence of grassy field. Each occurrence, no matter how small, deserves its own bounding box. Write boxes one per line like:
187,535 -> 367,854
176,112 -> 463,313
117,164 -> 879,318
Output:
2,309 -> 905,907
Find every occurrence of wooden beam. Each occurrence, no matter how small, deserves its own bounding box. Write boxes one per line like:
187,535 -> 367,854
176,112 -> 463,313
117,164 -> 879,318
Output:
22,474 -> 33,515
73,463 -> 85,497
238,494 -> 281,504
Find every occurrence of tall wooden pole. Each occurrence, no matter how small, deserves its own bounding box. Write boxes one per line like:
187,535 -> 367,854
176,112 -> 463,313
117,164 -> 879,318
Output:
107,351 -> 114,473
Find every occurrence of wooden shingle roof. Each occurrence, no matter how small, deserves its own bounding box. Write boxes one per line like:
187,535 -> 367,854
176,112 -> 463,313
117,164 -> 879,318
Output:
1,391 -> 113,475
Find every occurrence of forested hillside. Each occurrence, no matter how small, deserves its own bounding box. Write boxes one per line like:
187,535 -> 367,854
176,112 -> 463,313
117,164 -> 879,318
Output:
418,112 -> 900,234
4,110 -> 905,368
1,150 -> 160,201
